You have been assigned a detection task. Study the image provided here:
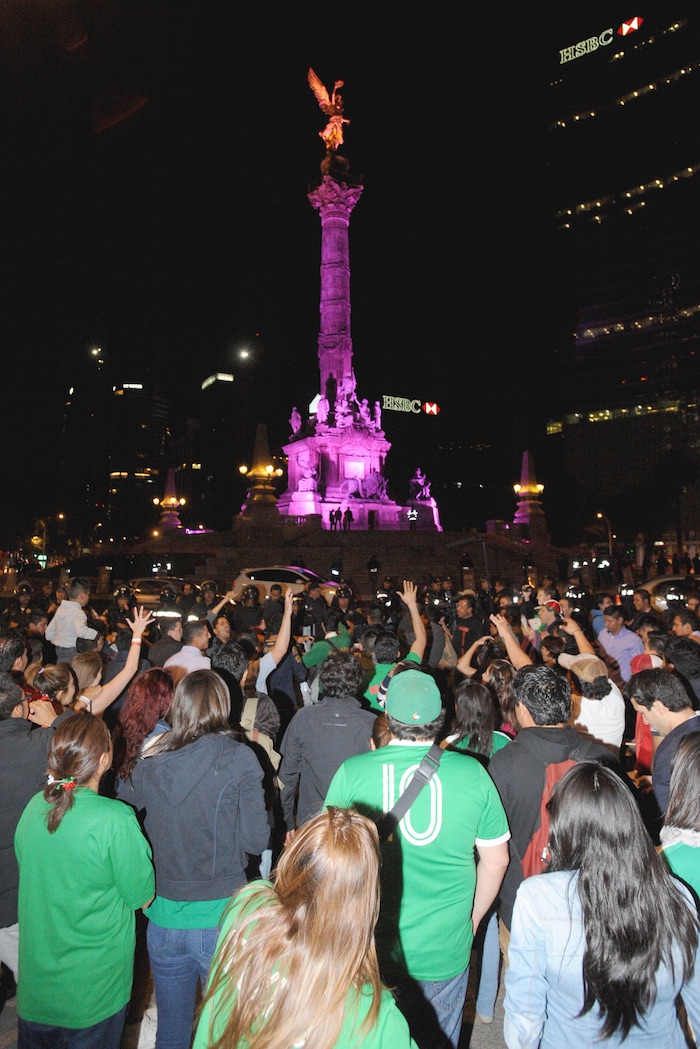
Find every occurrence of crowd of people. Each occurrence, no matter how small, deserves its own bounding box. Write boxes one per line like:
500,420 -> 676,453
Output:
0,568 -> 699,1048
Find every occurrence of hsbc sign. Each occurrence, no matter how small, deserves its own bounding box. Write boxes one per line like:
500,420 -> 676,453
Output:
382,395 -> 440,416
559,16 -> 643,65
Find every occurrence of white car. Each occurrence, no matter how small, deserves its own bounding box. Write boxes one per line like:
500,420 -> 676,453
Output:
232,566 -> 337,605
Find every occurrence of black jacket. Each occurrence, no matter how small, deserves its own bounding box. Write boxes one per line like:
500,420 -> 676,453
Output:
488,725 -> 628,930
121,732 -> 269,902
0,710 -> 73,926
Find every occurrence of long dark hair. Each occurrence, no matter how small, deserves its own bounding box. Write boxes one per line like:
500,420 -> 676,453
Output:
664,730 -> 700,832
482,658 -> 520,734
451,679 -> 498,758
547,761 -> 699,1039
147,669 -> 235,754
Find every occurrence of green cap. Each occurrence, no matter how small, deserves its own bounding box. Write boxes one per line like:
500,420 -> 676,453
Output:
386,671 -> 442,725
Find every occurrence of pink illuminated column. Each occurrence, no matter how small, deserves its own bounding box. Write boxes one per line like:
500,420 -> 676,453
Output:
307,176 -> 364,400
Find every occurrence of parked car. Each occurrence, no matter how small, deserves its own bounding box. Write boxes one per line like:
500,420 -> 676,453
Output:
232,566 -> 337,605
127,577 -> 201,607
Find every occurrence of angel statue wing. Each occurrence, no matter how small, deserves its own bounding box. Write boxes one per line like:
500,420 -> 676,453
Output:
308,68 -> 334,115
308,67 -> 349,151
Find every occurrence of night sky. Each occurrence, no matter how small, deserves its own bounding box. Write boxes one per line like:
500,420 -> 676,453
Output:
0,5 -> 557,531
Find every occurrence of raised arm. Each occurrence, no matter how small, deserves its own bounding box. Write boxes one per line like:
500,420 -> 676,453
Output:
398,580 -> 426,661
455,632 -> 492,678
76,607 -> 154,715
560,615 -> 596,655
489,614 -> 533,670
206,590 -> 237,624
267,588 -> 294,667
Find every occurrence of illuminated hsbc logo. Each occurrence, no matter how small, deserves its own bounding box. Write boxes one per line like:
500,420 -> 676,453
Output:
382,396 -> 440,416
559,17 -> 643,65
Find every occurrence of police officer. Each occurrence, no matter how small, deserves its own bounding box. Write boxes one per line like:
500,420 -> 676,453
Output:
299,581 -> 327,641
230,584 -> 264,635
0,581 -> 35,630
153,583 -> 183,628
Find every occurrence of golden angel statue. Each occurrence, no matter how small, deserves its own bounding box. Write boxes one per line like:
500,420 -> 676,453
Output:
308,67 -> 350,151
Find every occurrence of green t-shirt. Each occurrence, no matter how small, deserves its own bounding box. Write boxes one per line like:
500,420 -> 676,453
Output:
302,623 -> 353,669
324,744 -> 510,980
15,787 -> 154,1027
192,883 -> 418,1049
146,895 -> 229,929
450,730 -> 512,758
661,839 -> 700,900
363,652 -> 422,714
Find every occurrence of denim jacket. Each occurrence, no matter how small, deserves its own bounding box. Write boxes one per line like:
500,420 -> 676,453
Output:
504,870 -> 700,1047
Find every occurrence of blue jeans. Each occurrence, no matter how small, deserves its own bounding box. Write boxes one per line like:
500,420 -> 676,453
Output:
147,923 -> 218,1049
475,910 -> 501,1019
18,1006 -> 127,1049
391,966 -> 469,1048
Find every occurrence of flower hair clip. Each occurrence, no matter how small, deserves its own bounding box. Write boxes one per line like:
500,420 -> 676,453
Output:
47,775 -> 77,791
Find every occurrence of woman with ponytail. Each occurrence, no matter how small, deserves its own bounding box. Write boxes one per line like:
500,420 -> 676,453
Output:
14,712 -> 154,1049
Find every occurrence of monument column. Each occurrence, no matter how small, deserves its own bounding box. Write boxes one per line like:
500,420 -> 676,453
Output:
308,177 -> 363,400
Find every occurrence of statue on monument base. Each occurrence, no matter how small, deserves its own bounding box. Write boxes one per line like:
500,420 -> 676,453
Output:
341,471 -> 388,500
409,467 -> 432,501
297,452 -> 319,492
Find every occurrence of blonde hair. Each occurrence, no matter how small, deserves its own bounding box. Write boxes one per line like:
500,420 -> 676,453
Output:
71,651 -> 104,691
198,808 -> 383,1049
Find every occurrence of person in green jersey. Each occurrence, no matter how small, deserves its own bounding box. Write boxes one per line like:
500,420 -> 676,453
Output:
362,580 -> 426,714
325,668 -> 510,1048
14,712 -> 155,1049
193,807 -> 417,1049
660,730 -> 700,900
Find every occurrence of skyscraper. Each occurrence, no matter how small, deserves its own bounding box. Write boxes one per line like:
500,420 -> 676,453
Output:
545,9 -> 700,553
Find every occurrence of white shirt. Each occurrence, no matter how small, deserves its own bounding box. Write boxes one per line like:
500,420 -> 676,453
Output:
575,683 -> 626,750
163,645 -> 211,675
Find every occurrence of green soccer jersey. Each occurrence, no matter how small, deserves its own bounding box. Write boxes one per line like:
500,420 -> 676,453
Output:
364,651 -> 422,714
15,788 -> 155,1028
325,743 -> 510,980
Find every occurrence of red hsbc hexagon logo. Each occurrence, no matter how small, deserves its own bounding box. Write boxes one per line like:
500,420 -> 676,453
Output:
424,402 -> 440,416
618,16 -> 643,36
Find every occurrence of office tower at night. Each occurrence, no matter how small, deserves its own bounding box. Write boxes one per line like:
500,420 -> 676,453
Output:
107,382 -> 169,537
174,372 -> 240,532
545,9 -> 700,551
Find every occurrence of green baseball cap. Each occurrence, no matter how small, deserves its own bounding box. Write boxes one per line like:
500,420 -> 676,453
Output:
386,671 -> 442,725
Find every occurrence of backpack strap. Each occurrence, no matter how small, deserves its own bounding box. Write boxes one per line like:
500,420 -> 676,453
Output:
377,742 -> 445,841
240,696 -> 258,733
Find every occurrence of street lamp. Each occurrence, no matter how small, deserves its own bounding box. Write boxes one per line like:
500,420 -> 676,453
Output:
35,513 -> 65,562
596,512 -> 613,561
